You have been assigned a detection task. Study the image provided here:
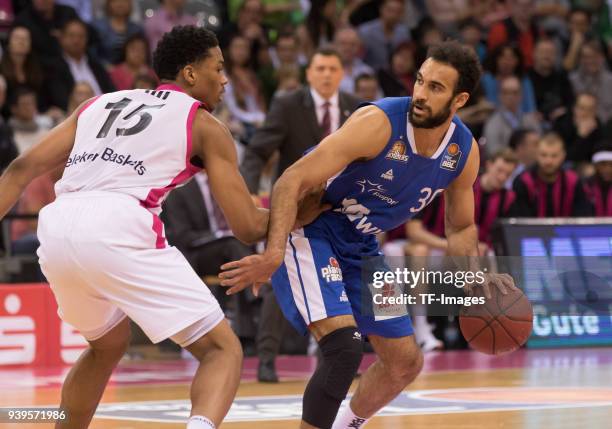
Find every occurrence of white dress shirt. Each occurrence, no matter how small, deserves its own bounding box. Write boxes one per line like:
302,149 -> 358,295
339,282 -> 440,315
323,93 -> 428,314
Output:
64,55 -> 102,95
310,88 -> 340,133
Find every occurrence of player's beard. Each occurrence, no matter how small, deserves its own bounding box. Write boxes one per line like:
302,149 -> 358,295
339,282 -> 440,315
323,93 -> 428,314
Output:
409,97 -> 453,129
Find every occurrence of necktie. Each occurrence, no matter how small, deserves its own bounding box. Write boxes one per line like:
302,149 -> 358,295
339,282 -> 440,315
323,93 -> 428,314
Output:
321,101 -> 331,138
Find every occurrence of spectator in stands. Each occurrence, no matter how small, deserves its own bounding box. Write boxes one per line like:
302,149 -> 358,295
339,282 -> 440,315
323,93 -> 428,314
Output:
412,16 -> 444,67
425,0 -> 470,37
459,18 -> 487,62
132,73 -> 157,89
57,0 -> 92,22
0,76 -> 18,173
528,38 -> 574,123
0,26 -> 47,113
482,44 -> 537,113
217,0 -> 267,50
354,73 -> 381,102
506,128 -> 540,188
456,84 -> 494,141
585,141 -> 612,216
569,39 -> 612,123
403,198 -> 448,352
93,0 -> 143,64
224,34 -> 267,144
46,18 -> 115,111
240,48 -> 361,381
483,75 -> 541,155
8,87 -> 53,154
240,48 -> 360,194
334,27 -> 373,93
469,0 -> 509,30
510,132 -> 593,217
272,65 -> 303,99
109,33 -> 157,90
487,0 -> 540,67
162,172 -> 259,356
358,0 -> 410,70
563,7 -> 593,71
66,81 -> 94,114
473,148 -> 517,247
144,0 -> 197,53
258,32 -> 304,105
553,92 -> 604,167
298,0 -> 338,58
14,0 -> 79,61
377,41 -> 416,97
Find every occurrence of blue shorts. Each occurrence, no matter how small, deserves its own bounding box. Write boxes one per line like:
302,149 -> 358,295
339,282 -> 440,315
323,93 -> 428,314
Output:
271,212 -> 413,338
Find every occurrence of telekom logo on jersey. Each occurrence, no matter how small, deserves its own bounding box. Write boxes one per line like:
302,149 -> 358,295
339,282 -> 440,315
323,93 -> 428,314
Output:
0,289 -> 87,366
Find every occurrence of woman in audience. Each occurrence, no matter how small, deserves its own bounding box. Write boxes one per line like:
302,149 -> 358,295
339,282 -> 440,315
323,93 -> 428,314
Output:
378,42 -> 417,97
0,26 -> 47,113
224,35 -> 267,145
93,0 -> 143,64
482,44 -> 537,113
109,33 -> 157,91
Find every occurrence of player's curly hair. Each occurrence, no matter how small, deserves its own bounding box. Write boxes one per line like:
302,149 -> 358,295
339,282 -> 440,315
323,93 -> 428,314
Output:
427,41 -> 482,96
153,26 -> 219,81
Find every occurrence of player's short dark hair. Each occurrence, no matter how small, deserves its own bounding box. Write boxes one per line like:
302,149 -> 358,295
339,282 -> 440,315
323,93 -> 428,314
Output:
153,26 -> 219,81
427,40 -> 482,96
306,47 -> 343,68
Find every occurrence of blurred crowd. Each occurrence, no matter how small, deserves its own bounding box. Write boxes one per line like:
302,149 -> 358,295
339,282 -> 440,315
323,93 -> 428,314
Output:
0,0 -> 611,378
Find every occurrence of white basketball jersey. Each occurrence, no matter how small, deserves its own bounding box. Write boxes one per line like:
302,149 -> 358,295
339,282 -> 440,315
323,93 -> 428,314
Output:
55,85 -> 202,213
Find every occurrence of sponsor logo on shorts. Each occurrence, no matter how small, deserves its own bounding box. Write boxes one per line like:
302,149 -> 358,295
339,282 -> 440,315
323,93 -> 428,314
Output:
65,147 -> 147,175
385,141 -> 409,162
321,257 -> 343,282
440,143 -> 461,171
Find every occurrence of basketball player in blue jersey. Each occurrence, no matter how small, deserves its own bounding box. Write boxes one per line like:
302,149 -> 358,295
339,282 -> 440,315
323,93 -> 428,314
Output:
220,41 -> 517,429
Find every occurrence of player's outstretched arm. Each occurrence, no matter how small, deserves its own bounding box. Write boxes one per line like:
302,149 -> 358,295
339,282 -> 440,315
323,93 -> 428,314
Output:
0,98 -> 87,221
219,105 -> 391,294
194,110 -> 269,244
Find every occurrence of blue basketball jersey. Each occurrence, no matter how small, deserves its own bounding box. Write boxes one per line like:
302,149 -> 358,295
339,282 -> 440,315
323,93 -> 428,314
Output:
321,96 -> 474,235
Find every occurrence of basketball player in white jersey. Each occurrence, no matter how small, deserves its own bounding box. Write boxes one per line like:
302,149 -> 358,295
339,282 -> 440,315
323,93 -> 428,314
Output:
0,26 -> 324,429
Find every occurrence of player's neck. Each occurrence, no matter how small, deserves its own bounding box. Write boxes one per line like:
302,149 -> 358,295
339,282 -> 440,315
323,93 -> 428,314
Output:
411,118 -> 453,157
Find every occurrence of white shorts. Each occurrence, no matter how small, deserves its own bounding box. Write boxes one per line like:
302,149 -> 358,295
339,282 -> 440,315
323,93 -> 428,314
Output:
37,191 -> 224,344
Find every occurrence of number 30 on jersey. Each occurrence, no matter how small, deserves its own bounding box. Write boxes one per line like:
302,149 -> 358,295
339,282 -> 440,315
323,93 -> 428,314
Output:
409,187 -> 444,213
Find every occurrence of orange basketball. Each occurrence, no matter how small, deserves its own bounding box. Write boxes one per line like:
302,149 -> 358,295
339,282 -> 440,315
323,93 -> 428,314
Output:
459,286 -> 533,355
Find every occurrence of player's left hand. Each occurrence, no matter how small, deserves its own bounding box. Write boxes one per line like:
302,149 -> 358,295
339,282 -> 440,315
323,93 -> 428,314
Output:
464,273 -> 519,300
219,251 -> 283,296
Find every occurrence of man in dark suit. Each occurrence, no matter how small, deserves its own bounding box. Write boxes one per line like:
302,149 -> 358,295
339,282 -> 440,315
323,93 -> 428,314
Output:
162,172 -> 258,354
46,18 -> 115,111
241,47 -> 362,193
240,47 -> 362,382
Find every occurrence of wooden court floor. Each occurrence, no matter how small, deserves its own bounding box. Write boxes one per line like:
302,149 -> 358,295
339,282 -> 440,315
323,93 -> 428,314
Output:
2,348 -> 611,428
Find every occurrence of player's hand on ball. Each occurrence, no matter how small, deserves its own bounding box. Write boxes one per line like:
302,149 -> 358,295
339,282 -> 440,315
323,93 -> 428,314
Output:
464,273 -> 518,300
219,252 -> 283,296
